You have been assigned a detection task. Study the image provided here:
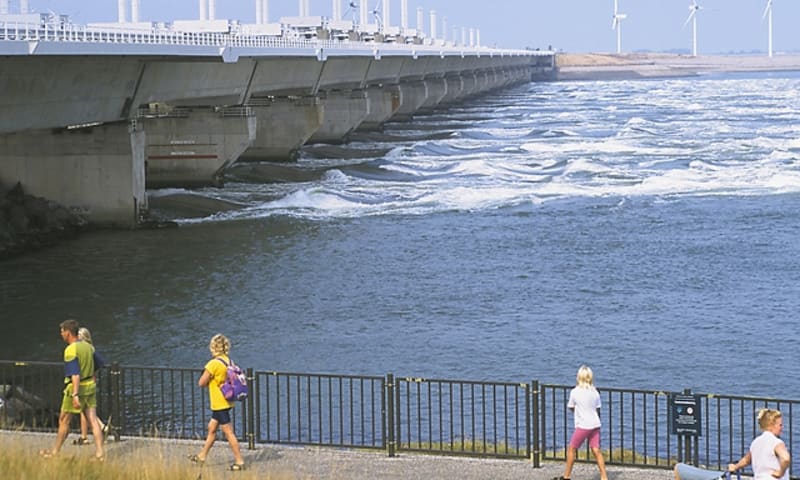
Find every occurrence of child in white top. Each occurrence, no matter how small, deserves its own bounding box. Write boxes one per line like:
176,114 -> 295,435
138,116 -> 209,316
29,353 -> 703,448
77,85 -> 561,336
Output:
554,365 -> 608,480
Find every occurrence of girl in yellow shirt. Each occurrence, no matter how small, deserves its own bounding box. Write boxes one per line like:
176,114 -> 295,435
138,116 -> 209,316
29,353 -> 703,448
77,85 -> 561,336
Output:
189,334 -> 245,471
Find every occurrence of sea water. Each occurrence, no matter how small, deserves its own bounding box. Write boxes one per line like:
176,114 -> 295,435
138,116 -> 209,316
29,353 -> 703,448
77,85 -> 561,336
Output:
2,71 -> 799,399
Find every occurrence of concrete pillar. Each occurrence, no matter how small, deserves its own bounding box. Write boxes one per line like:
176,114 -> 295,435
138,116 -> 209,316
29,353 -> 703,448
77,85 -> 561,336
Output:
309,90 -> 369,144
418,77 -> 447,110
487,70 -> 502,90
475,71 -> 491,94
360,1 -> 368,27
142,107 -> 256,188
117,0 -> 126,22
240,97 -> 323,162
358,86 -> 401,131
131,0 -> 140,22
0,122 -> 145,227
382,0 -> 390,30
400,0 -> 408,30
19,0 -> 28,14
199,0 -> 208,20
332,0 -> 341,21
391,81 -> 429,121
439,75 -> 464,105
459,73 -> 479,99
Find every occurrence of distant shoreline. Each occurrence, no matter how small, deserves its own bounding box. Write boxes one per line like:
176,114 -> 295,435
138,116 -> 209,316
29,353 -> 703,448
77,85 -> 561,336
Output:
554,52 -> 800,80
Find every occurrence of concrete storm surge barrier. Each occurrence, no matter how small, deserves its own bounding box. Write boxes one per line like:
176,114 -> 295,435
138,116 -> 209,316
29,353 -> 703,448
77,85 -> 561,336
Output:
0,22 -> 554,227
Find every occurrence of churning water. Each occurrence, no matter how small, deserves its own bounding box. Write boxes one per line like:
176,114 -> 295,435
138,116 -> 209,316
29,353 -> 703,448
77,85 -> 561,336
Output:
3,71 -> 800,398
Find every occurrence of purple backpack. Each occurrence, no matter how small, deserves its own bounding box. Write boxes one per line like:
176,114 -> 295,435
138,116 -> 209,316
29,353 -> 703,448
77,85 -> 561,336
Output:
216,357 -> 249,401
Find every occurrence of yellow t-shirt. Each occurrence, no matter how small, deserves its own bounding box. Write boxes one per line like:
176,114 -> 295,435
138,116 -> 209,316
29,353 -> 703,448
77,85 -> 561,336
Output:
63,340 -> 96,395
204,356 -> 233,411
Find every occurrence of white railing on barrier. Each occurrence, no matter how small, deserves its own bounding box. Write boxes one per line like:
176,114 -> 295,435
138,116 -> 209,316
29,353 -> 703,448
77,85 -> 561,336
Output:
0,20 -> 550,58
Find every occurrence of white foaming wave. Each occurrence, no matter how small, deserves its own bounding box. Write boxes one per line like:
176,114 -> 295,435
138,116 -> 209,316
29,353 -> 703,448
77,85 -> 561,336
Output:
380,159 -> 461,177
147,187 -> 192,198
263,188 -> 362,211
421,185 -> 534,211
321,169 -> 351,183
562,158 -> 613,175
448,158 -> 505,178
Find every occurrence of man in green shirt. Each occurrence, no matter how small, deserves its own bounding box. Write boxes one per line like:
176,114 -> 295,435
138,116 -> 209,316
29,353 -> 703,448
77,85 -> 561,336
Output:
39,319 -> 105,461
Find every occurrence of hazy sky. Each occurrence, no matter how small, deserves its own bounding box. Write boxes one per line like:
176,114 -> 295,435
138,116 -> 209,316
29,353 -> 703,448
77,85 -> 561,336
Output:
15,0 -> 800,54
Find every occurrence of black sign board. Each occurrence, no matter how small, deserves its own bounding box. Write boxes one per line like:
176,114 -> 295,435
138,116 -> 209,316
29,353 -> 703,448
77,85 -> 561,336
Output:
669,393 -> 702,436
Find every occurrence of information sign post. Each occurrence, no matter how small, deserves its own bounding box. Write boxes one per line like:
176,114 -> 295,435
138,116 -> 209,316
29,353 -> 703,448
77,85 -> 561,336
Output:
669,389 -> 702,465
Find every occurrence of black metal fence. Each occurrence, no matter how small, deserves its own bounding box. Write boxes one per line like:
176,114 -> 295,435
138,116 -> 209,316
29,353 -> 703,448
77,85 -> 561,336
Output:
394,376 -> 531,459
1,360 -> 798,478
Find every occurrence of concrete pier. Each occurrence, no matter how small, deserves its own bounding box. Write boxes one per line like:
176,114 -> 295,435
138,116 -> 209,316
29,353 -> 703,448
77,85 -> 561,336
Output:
240,97 -> 324,161
439,76 -> 465,105
358,86 -> 402,131
143,107 -> 256,188
418,78 -> 448,111
0,122 -> 145,227
309,90 -> 370,144
391,81 -> 429,121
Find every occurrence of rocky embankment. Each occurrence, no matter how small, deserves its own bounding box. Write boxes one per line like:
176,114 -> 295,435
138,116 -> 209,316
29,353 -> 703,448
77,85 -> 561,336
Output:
555,52 -> 800,80
0,183 -> 88,260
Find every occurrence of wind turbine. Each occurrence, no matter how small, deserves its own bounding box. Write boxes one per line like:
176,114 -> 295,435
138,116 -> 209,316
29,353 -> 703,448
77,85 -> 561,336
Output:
371,1 -> 383,30
343,1 -> 359,24
684,0 -> 702,57
762,0 -> 773,57
611,0 -> 627,54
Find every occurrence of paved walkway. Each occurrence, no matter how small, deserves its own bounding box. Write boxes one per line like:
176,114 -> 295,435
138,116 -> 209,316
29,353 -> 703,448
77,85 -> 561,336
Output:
3,430 -> 674,479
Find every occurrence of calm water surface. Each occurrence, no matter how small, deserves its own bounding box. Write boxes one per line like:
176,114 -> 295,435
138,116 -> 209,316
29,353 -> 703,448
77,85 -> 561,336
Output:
2,71 -> 800,398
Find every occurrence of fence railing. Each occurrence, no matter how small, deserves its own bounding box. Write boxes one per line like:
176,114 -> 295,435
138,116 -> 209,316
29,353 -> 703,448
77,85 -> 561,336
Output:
1,360 -> 798,478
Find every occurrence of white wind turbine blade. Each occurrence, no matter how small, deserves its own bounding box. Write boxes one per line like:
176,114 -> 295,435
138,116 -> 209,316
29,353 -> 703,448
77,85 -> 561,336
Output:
762,0 -> 772,20
612,0 -> 618,28
685,0 -> 700,27
684,10 -> 695,28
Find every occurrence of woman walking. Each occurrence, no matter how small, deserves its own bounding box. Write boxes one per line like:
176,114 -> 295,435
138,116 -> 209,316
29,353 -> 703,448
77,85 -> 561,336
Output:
553,365 -> 608,480
189,333 -> 246,471
72,327 -> 110,445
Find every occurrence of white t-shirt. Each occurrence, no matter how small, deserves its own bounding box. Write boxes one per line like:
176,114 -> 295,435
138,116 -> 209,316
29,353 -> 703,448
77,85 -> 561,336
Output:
568,386 -> 601,429
750,431 -> 788,480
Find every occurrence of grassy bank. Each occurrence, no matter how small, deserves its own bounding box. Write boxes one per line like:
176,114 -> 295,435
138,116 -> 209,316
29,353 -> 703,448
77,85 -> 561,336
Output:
0,437 -> 293,480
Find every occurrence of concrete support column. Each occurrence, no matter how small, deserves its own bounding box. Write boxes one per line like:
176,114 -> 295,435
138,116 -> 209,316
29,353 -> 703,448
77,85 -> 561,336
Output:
358,85 -> 401,131
488,70 -> 502,89
391,81 -> 429,121
439,76 -> 464,105
309,90 -> 370,144
241,96 -> 323,162
459,73 -> 479,99
143,107 -> 256,188
0,122 -> 145,227
475,71 -> 489,93
499,68 -> 514,88
418,77 -> 448,111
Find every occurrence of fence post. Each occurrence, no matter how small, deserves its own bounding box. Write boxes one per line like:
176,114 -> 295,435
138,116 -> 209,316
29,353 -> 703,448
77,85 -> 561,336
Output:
682,388 -> 694,466
386,373 -> 395,457
110,362 -> 121,442
531,380 -> 540,468
246,367 -> 255,450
